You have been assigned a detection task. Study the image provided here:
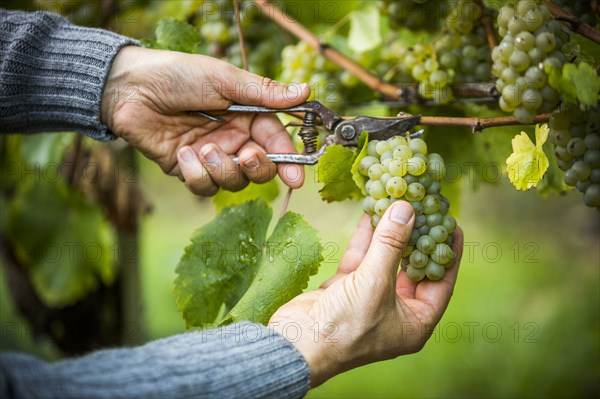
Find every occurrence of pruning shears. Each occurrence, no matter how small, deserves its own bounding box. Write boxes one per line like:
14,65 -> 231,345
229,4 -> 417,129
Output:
191,100 -> 423,165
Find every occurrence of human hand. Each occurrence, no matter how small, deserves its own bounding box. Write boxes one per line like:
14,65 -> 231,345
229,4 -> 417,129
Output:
100,46 -> 310,195
269,201 -> 464,387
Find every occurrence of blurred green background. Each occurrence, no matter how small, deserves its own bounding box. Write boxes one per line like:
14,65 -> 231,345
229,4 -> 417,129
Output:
2,153 -> 599,398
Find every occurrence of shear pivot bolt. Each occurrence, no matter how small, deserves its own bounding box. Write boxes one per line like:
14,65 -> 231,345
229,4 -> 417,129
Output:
341,125 -> 356,140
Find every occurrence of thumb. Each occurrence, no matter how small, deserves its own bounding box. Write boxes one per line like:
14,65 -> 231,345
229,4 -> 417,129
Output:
360,201 -> 415,280
220,67 -> 311,108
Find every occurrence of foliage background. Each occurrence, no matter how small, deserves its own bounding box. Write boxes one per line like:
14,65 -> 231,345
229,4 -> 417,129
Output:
1,0 -> 599,397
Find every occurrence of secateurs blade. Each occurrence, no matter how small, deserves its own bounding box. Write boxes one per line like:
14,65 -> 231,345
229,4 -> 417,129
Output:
194,101 -> 423,165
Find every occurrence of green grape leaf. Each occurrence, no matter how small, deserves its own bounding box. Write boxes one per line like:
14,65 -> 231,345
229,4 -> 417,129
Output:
151,17 -> 201,53
6,180 -> 115,307
506,124 -> 550,191
173,200 -> 272,328
222,211 -> 322,325
547,62 -> 600,109
350,132 -> 369,195
317,145 -> 362,202
213,180 -> 280,211
18,133 -> 74,166
537,140 -> 569,196
348,4 -> 381,53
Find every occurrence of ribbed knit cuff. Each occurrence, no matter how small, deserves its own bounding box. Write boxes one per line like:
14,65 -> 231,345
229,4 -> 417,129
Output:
0,10 -> 139,141
0,322 -> 311,399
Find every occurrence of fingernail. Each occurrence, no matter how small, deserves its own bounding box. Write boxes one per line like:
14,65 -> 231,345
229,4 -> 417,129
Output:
179,147 -> 195,163
245,156 -> 260,170
287,83 -> 308,98
390,202 -> 414,225
202,147 -> 219,164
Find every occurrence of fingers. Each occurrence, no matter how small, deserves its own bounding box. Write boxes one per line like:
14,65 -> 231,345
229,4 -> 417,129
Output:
413,226 -> 464,316
238,142 -> 278,184
177,146 -> 219,196
198,144 -> 249,192
250,115 -> 304,188
321,215 -> 374,289
219,65 -> 311,108
358,202 -> 415,281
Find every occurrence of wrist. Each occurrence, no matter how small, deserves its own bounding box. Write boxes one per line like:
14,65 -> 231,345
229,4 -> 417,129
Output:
269,322 -> 339,388
100,45 -> 140,134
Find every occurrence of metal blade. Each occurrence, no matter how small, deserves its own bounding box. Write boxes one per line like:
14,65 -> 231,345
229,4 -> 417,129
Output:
365,116 -> 421,141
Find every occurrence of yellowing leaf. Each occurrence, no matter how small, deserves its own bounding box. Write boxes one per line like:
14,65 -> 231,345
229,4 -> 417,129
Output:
506,124 -> 550,191
348,5 -> 381,53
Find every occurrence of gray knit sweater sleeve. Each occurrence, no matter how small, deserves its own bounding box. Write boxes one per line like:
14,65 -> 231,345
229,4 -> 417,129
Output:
0,321 -> 311,398
0,9 -> 138,141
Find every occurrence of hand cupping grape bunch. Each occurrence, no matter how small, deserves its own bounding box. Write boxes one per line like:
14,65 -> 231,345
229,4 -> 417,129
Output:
358,136 -> 458,282
549,104 -> 600,209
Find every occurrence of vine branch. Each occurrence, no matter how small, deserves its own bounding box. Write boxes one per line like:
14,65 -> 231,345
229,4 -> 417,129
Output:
253,0 -> 402,100
254,0 -> 498,103
233,0 -> 249,71
544,0 -> 600,45
418,113 -> 551,132
475,0 -> 498,49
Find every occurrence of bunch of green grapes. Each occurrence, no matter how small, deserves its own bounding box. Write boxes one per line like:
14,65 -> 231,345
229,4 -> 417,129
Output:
358,136 -> 458,281
378,0 -> 449,32
549,103 -> 600,208
401,0 -> 491,103
279,41 -> 343,109
492,0 -> 569,123
552,0 -> 597,26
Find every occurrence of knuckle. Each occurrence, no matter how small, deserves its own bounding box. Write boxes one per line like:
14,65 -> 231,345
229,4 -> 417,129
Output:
376,229 -> 408,252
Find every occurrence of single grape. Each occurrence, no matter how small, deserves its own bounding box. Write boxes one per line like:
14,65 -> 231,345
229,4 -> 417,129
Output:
409,229 -> 421,246
563,169 -> 578,186
367,141 -> 379,157
417,235 -> 436,255
389,159 -> 408,177
423,194 -> 441,214
567,138 -> 587,157
409,138 -> 428,155
386,176 -> 408,198
368,180 -> 388,199
405,182 -> 426,201
515,31 -> 535,51
359,156 -> 379,176
376,141 -> 391,156
393,145 -> 413,161
368,163 -> 384,180
431,243 -> 453,264
442,215 -> 457,234
514,106 -> 536,123
584,184 -> 600,207
585,134 -> 600,150
536,31 -> 556,52
375,198 -> 391,216
584,150 -> 600,168
406,265 -> 426,282
410,201 -> 425,216
429,225 -> 449,243
362,196 -> 377,215
418,173 -> 433,188
414,214 -> 427,228
426,213 -> 443,227
427,181 -> 442,194
408,157 -> 428,176
576,179 -> 591,193
371,214 -> 381,228
425,259 -> 445,280
571,160 -> 592,181
380,151 -> 393,162
409,250 -> 429,268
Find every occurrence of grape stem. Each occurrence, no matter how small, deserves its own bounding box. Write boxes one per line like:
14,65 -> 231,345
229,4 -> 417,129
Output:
253,0 -> 499,103
474,0 -> 499,49
418,113 -> 552,133
544,0 -> 600,45
233,0 -> 249,71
